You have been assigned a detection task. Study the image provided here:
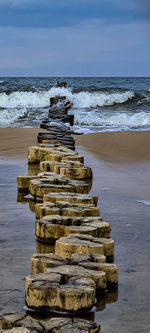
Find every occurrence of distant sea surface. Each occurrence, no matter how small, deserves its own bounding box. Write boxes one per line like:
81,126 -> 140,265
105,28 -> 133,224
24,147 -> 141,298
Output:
0,77 -> 150,133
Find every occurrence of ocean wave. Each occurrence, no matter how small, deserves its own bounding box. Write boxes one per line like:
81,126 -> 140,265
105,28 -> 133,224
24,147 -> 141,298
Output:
70,90 -> 135,108
0,80 -> 4,84
0,91 -> 51,109
0,87 -> 135,109
74,111 -> 150,128
0,108 -> 27,125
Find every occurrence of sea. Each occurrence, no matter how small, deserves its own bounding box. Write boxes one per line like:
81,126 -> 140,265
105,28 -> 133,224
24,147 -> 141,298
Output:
0,77 -> 150,133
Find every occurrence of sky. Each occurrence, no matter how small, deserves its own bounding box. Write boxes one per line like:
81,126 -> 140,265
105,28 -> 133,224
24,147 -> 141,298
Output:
0,0 -> 150,76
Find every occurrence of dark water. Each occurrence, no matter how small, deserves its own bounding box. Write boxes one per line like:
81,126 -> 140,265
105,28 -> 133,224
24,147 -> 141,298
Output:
0,77 -> 150,132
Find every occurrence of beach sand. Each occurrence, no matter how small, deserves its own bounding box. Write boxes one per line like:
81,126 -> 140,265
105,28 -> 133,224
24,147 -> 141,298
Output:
0,128 -> 150,332
1,128 -> 150,163
74,131 -> 150,164
0,128 -> 150,162
0,128 -> 47,160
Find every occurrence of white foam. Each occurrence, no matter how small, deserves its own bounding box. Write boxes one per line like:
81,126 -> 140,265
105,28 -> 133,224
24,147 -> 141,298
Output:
70,90 -> 135,108
74,111 -> 150,128
0,87 -> 135,109
0,87 -> 71,109
73,125 -> 95,134
0,80 -> 4,84
137,200 -> 150,206
0,108 -> 27,125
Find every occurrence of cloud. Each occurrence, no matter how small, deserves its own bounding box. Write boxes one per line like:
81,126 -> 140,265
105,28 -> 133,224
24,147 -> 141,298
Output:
0,0 -> 149,29
0,1 -> 149,76
0,19 -> 149,76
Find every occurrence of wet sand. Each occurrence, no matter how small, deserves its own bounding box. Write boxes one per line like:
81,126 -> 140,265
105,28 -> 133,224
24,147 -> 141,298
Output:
0,128 -> 150,332
77,148 -> 150,333
75,131 -> 150,332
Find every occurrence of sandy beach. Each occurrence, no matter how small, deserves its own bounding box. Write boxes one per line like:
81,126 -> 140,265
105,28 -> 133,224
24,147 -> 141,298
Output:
0,128 -> 150,332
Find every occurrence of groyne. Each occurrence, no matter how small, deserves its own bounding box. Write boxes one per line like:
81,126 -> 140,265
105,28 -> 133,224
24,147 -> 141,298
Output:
0,83 -> 118,333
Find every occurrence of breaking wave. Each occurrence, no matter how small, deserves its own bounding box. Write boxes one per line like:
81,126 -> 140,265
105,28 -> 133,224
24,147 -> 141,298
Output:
74,111 -> 150,129
0,87 -> 135,109
0,108 -> 27,125
69,90 -> 135,108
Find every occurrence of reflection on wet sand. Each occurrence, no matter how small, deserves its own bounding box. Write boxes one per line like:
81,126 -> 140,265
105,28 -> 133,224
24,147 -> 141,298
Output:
96,288 -> 118,312
28,163 -> 40,176
36,240 -> 55,254
17,192 -> 42,212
